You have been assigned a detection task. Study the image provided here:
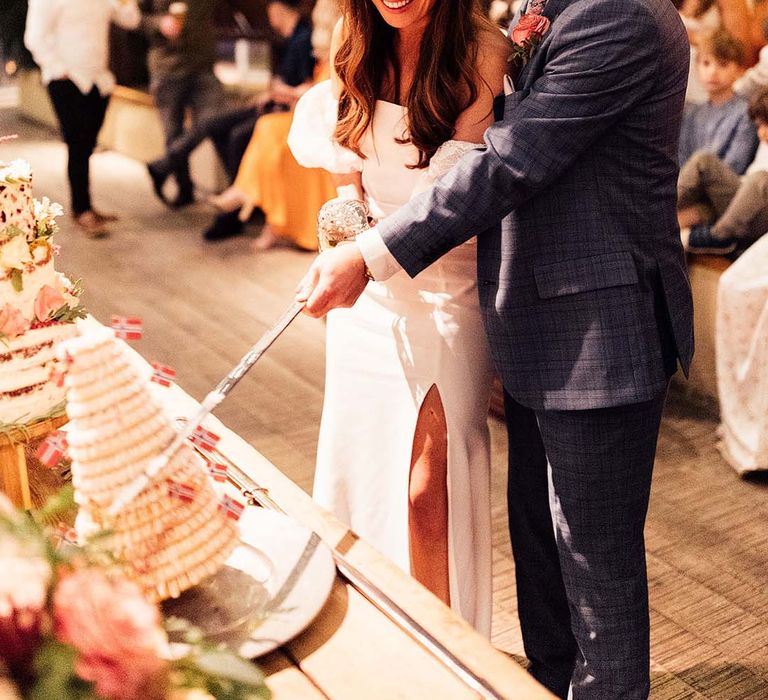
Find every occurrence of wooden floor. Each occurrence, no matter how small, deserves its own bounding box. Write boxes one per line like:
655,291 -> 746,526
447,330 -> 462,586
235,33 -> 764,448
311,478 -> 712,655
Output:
3,110 -> 768,699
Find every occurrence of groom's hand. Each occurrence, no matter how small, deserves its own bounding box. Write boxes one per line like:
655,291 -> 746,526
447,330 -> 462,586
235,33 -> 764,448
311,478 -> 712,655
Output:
295,243 -> 369,318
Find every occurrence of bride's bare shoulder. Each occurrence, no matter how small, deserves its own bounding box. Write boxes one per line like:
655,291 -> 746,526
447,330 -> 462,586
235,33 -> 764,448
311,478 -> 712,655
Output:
475,23 -> 513,94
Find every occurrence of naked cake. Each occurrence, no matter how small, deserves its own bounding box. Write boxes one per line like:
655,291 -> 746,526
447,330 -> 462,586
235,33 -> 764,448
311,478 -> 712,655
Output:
0,159 -> 85,427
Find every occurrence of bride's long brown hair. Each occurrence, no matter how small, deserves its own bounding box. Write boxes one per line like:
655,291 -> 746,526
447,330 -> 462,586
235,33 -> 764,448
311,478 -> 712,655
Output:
334,0 -> 487,169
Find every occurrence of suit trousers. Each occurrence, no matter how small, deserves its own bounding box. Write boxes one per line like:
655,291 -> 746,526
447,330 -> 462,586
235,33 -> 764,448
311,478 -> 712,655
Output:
47,80 -> 109,216
504,388 -> 668,700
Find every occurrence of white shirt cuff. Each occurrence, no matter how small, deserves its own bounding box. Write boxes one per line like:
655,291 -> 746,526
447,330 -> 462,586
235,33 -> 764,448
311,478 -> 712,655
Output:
356,225 -> 403,281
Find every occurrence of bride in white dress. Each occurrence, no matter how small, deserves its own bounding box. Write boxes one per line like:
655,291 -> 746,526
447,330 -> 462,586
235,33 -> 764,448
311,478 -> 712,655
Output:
289,0 -> 511,636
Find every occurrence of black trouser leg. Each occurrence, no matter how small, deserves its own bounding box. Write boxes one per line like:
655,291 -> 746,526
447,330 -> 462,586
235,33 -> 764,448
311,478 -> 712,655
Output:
534,392 -> 667,699
224,115 -> 257,182
47,80 -> 108,216
504,392 -> 577,699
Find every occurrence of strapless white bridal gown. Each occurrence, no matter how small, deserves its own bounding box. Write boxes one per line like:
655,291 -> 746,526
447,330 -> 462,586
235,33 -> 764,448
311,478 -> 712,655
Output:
289,81 -> 494,635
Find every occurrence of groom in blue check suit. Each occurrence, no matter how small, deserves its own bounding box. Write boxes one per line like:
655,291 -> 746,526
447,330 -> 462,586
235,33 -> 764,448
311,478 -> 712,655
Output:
300,0 -> 693,697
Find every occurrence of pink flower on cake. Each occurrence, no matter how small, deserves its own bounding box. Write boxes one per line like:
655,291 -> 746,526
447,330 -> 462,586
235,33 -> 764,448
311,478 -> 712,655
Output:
33,285 -> 66,322
0,304 -> 29,339
53,568 -> 169,700
0,235 -> 32,270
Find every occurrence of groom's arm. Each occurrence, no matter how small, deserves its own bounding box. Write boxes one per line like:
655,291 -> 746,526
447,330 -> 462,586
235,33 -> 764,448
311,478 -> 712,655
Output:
366,0 -> 683,279
298,0 -> 687,316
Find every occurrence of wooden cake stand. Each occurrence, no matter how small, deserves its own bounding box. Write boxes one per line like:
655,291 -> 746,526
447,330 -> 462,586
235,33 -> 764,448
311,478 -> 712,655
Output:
0,414 -> 68,509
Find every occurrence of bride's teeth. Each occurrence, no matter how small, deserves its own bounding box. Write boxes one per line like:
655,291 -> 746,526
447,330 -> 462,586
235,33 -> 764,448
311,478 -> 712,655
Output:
382,0 -> 413,8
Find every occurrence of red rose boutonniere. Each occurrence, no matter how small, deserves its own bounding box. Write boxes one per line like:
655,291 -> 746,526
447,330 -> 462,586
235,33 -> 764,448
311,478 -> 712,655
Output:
508,8 -> 550,80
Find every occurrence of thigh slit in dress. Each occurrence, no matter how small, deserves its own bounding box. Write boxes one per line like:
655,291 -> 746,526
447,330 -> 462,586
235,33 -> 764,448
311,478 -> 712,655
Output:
289,83 -> 494,635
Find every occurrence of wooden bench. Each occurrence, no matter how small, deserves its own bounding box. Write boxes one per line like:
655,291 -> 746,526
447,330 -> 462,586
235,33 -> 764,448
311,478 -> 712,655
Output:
681,255 -> 731,408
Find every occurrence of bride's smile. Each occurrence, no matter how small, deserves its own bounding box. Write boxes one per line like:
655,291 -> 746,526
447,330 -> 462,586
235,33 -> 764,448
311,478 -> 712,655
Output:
381,0 -> 415,10
371,0 -> 434,28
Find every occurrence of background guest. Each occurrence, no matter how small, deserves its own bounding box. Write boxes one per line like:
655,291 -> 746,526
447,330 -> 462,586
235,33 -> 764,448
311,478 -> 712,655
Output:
24,0 -> 141,238
678,89 -> 768,255
715,224 -> 768,474
678,30 -> 757,176
140,0 -> 222,208
676,0 -> 756,103
735,17 -> 768,100
203,0 -> 341,247
196,0 -> 316,241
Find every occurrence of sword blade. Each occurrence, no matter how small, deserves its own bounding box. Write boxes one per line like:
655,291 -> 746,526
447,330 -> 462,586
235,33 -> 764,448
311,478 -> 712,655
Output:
107,300 -> 304,517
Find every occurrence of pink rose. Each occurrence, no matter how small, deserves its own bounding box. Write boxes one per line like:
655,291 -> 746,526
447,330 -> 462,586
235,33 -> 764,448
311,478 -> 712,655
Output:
0,305 -> 29,339
511,13 -> 550,46
53,569 -> 168,700
33,285 -> 66,322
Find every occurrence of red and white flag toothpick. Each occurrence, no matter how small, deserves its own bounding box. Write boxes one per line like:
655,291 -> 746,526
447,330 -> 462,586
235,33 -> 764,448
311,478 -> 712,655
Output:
150,362 -> 176,387
167,479 -> 197,504
36,430 -> 68,468
207,461 -> 228,483
49,364 -> 66,388
189,425 -> 220,452
111,315 -> 143,341
54,522 -> 78,548
218,494 -> 245,521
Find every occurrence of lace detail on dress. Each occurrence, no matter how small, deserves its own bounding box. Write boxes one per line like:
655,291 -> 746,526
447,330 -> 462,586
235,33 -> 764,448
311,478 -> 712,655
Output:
428,140 -> 482,180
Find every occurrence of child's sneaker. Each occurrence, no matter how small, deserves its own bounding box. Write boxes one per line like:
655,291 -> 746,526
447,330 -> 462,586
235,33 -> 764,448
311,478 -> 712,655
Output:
686,224 -> 736,255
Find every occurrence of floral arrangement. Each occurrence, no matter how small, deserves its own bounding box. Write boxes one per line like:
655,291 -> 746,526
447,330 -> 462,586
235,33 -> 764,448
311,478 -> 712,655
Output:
0,191 -> 86,343
0,490 -> 271,700
508,0 -> 551,80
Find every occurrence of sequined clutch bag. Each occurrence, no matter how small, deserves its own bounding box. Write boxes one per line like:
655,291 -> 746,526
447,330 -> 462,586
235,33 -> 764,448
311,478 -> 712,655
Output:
316,198 -> 372,251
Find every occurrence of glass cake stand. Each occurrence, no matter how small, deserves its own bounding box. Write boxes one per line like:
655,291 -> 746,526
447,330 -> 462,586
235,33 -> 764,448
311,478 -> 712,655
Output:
162,508 -> 336,658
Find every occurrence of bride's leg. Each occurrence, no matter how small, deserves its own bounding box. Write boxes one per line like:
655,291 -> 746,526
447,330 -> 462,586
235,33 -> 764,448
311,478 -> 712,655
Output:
408,384 -> 450,605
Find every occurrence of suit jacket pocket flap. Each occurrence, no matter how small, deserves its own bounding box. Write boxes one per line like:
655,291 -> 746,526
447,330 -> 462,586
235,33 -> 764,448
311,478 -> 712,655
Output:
534,251 -> 639,300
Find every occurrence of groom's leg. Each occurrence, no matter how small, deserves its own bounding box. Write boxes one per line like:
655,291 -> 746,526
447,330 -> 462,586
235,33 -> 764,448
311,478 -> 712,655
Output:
504,392 -> 577,698
535,390 -> 668,700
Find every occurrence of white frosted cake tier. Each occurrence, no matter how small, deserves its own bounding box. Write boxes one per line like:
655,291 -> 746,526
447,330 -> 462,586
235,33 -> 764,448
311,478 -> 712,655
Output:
0,322 -> 77,425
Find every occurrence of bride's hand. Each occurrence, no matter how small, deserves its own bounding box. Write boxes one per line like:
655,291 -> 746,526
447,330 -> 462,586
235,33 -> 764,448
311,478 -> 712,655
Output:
295,244 -> 369,318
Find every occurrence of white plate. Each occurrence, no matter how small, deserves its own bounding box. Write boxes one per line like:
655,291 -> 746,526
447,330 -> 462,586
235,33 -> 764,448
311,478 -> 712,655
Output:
163,508 -> 336,658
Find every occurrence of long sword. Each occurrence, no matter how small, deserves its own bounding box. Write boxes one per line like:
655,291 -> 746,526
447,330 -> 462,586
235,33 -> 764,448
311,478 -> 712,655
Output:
107,198 -> 373,517
222,457 -> 511,700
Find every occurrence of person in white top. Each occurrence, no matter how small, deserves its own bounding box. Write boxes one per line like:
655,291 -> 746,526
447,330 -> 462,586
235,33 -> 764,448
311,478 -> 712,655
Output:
288,2 -> 510,635
24,0 -> 140,237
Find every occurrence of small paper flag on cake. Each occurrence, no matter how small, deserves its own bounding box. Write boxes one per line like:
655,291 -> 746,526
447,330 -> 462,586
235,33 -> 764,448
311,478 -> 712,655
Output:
208,461 -> 228,483
54,522 -> 78,548
49,365 -> 66,388
36,430 -> 68,467
151,362 -> 176,387
218,494 -> 245,522
167,479 -> 197,504
111,315 -> 143,340
189,425 -> 220,452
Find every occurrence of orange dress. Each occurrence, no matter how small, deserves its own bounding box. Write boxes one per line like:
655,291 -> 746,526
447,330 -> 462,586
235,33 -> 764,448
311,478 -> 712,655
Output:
234,70 -> 335,251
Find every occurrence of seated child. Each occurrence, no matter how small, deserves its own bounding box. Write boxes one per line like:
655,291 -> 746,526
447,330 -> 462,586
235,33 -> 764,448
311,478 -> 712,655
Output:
678,29 -> 758,175
678,89 -> 768,255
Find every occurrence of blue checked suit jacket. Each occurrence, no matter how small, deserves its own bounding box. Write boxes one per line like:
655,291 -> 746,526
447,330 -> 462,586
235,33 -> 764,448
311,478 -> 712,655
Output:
377,0 -> 694,411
